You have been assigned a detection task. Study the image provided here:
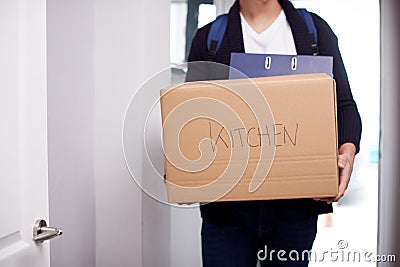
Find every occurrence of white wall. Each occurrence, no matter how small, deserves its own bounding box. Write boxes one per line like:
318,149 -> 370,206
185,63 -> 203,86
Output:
170,208 -> 202,267
214,0 -> 235,15
47,1 -> 96,266
94,0 -> 170,266
139,1 -> 171,267
379,0 -> 400,265
48,0 -> 171,266
93,0 -> 142,265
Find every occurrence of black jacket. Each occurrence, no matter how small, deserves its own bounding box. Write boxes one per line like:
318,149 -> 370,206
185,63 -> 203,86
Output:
187,0 -> 362,224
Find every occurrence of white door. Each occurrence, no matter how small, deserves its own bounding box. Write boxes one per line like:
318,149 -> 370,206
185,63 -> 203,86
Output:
0,0 -> 61,266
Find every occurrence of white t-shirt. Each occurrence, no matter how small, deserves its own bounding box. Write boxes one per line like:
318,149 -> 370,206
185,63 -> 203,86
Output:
240,10 -> 297,55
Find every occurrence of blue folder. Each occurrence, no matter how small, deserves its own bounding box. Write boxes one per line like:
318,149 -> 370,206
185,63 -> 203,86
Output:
229,53 -> 333,79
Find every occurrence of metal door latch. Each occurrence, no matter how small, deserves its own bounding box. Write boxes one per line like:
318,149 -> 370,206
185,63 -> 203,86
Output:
33,219 -> 63,243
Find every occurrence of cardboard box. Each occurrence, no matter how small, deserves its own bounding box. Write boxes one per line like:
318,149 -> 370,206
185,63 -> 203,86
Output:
160,73 -> 338,203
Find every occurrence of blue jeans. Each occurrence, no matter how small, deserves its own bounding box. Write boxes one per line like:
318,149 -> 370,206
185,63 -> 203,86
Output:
201,201 -> 318,267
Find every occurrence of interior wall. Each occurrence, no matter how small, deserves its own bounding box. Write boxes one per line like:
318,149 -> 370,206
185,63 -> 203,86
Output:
48,0 -> 170,266
139,1 -> 171,267
170,208 -> 202,267
47,0 -> 96,266
214,0 -> 235,15
94,0 -> 170,266
378,0 -> 400,265
93,0 -> 143,266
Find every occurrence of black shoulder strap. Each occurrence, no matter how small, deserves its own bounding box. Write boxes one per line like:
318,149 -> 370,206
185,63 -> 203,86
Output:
297,8 -> 319,55
207,14 -> 228,61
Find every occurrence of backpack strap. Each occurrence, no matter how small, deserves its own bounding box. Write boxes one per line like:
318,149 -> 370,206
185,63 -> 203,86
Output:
297,8 -> 319,55
207,14 -> 228,61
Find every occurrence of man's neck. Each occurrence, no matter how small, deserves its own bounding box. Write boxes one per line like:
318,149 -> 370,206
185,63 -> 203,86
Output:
239,0 -> 282,34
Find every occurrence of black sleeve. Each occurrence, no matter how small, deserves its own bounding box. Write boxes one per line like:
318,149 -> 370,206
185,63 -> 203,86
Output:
186,30 -> 206,82
186,24 -> 230,82
312,13 -> 362,153
187,25 -> 210,62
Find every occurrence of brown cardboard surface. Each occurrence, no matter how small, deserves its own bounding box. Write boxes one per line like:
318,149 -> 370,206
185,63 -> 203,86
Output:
160,73 -> 338,203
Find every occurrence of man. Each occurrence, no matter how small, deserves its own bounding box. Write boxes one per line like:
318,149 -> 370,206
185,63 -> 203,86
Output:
187,0 -> 362,266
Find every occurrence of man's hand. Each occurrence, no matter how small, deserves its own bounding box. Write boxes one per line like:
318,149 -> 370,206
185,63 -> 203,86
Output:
314,142 -> 356,204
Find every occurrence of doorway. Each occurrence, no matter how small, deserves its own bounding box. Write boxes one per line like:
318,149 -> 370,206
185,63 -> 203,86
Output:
169,0 -> 380,266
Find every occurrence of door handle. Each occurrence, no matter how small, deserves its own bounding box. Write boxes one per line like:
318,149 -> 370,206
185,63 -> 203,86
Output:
33,219 -> 63,243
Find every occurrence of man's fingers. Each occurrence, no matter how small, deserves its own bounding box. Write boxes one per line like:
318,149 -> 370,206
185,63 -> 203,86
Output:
337,154 -> 347,169
314,197 -> 332,201
314,160 -> 350,203
318,144 -> 356,204
333,187 -> 346,202
334,159 -> 352,202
